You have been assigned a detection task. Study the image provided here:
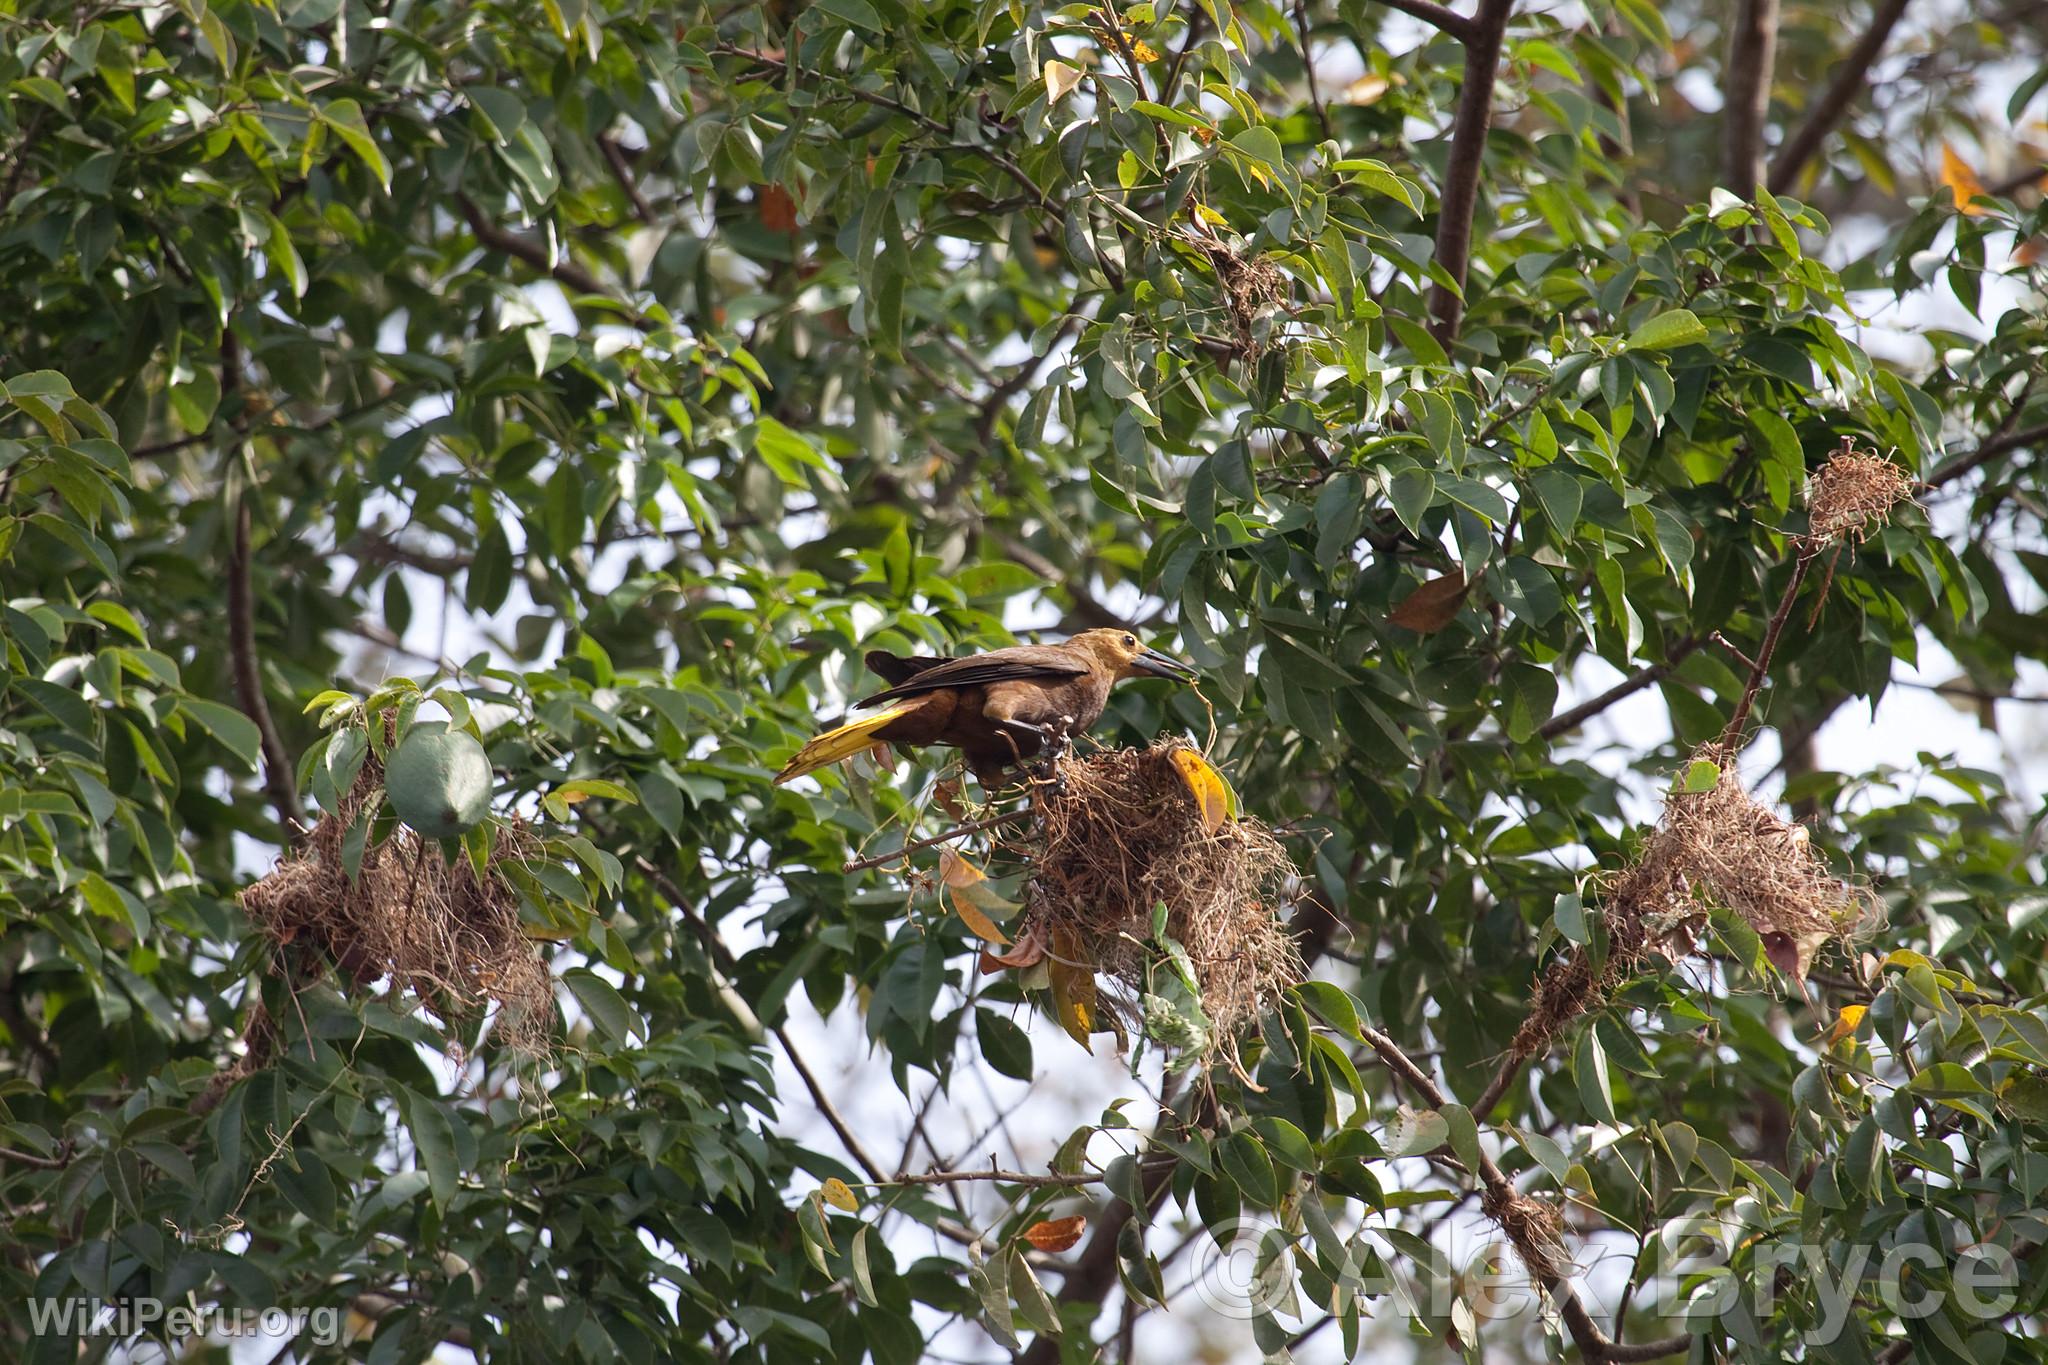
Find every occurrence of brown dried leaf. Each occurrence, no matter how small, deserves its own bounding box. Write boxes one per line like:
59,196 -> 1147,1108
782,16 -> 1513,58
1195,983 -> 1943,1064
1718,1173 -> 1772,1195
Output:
759,183 -> 799,234
1024,1215 -> 1088,1253
1388,570 -> 1470,633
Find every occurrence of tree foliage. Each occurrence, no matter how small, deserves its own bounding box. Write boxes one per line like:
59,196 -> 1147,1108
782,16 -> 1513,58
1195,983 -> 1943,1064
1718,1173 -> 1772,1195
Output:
4,0 -> 2048,1361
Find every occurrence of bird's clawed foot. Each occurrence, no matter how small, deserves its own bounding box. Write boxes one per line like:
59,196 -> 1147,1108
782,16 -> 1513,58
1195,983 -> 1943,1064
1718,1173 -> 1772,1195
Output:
1024,715 -> 1077,791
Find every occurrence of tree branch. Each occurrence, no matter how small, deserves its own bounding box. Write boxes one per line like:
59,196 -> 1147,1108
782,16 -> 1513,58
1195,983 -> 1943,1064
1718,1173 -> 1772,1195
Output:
1535,635 -> 1702,740
1294,0 -> 1334,143
1373,0 -> 1477,41
1928,421 -> 2048,487
597,133 -> 655,223
1721,0 -> 1781,196
1720,554 -> 1814,743
455,194 -> 653,332
1426,0 -> 1514,342
229,496 -> 307,836
1358,1026 -> 1691,1362
1765,0 -> 1913,195
995,534 -> 1134,631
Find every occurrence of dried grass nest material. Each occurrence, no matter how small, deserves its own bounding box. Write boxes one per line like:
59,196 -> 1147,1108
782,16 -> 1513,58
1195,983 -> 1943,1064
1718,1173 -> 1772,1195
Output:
1515,744 -> 1880,1059
239,740 -> 553,1055
1007,740 -> 1304,1051
1805,445 -> 1916,547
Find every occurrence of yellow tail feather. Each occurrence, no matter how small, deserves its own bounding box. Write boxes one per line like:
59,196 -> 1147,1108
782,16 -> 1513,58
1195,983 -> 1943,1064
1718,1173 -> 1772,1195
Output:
773,704 -> 916,784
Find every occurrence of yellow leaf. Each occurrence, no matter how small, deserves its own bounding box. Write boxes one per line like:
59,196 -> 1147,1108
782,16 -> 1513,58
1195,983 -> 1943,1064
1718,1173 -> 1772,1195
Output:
1940,141 -> 1988,215
1130,39 -> 1160,62
948,889 -> 1011,946
1822,1004 -> 1866,1048
1044,59 -> 1083,103
1168,749 -> 1231,832
938,847 -> 986,888
558,789 -> 591,805
1048,925 -> 1098,1051
1342,73 -> 1389,105
821,1178 -> 859,1211
939,848 -> 1013,944
1194,202 -> 1228,227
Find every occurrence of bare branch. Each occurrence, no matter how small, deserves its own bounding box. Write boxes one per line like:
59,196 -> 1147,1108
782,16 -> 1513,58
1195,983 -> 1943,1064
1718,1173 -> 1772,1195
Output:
1426,0 -> 1514,342
995,534 -> 1135,631
1358,1025 -> 1691,1362
455,193 -> 652,332
1720,554 -> 1815,743
1928,421 -> 2048,487
229,495 -> 307,837
1535,636 -> 1702,740
878,1163 -> 1160,1189
1766,0 -> 1914,195
1294,0 -> 1333,143
841,808 -> 1033,874
1373,0 -> 1477,40
1721,0 -> 1781,196
597,133 -> 655,223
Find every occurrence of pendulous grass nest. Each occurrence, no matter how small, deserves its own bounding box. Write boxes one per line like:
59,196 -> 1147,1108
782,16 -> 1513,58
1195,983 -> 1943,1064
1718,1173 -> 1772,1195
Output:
239,737 -> 554,1056
1515,744 -> 1880,1058
1002,740 -> 1303,1073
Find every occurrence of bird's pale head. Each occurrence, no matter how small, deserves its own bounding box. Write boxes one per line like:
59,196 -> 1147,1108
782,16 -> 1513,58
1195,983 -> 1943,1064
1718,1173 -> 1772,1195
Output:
1070,628 -> 1198,683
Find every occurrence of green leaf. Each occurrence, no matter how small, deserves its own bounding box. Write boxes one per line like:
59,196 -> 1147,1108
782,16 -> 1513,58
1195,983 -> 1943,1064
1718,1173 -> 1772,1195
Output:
399,1088 -> 460,1209
182,700 -> 263,771
1626,308 -> 1707,352
319,98 -> 391,191
1575,1032 -> 1617,1124
1385,466 -> 1434,536
977,1009 -> 1034,1081
1219,1130 -> 1280,1207
1554,891 -> 1588,944
563,968 -> 640,1045
1384,1107 -> 1448,1157
817,0 -> 885,33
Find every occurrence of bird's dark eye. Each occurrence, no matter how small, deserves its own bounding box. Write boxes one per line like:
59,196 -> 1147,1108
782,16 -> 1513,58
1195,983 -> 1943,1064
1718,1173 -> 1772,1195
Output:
1123,634 -> 1136,647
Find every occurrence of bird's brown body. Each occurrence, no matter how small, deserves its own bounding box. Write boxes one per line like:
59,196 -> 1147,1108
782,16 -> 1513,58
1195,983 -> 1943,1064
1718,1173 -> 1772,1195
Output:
773,629 -> 1195,786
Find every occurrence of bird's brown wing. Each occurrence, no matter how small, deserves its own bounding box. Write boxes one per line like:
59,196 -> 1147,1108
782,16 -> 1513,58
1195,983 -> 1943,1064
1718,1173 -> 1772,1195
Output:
854,644 -> 1089,708
863,650 -> 955,687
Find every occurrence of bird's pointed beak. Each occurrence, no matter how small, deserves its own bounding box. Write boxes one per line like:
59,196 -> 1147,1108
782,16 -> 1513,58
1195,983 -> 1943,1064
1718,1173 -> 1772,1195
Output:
1130,647 -> 1197,682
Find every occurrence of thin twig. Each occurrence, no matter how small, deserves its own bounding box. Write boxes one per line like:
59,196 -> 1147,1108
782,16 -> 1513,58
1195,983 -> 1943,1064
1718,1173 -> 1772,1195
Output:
1766,0 -> 1914,195
1721,554 -> 1815,744
0,1143 -> 70,1171
1293,0 -> 1334,142
455,193 -> 651,331
1358,1026 -> 1690,1362
772,1021 -> 890,1184
994,534 -> 1135,631
841,808 -> 1034,874
597,133 -> 655,223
